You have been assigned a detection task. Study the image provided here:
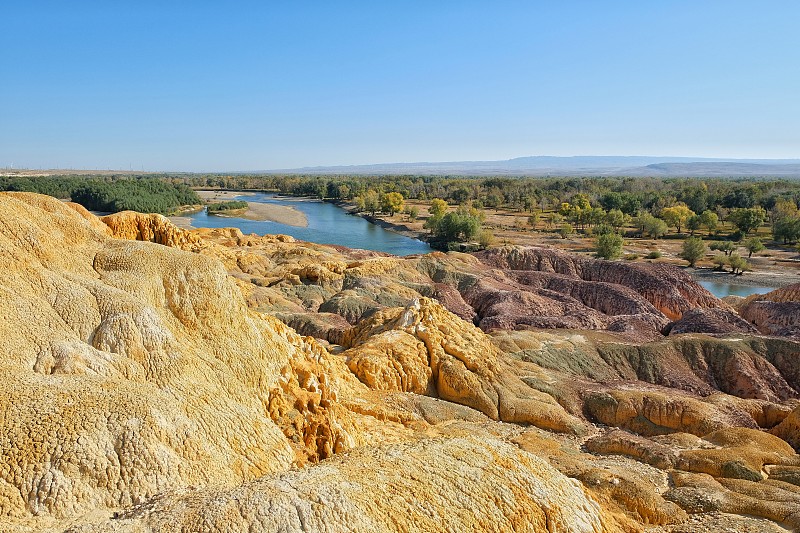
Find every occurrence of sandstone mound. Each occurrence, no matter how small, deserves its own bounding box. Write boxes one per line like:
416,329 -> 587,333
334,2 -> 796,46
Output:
101,211 -> 206,252
0,193 -> 361,525
340,298 -> 587,434
90,435 -> 607,533
739,284 -> 800,338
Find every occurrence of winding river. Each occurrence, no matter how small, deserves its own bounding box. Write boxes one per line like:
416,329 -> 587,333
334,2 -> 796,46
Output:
186,192 -> 432,256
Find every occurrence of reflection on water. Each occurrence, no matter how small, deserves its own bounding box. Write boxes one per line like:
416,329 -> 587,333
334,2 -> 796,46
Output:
187,192 -> 432,256
699,281 -> 773,298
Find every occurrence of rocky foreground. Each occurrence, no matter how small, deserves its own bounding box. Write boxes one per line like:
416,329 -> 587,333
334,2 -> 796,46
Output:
2,192 -> 800,532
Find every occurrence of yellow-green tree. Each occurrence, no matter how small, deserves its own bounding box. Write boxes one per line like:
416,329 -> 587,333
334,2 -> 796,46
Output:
381,192 -> 405,216
659,204 -> 695,233
429,198 -> 448,218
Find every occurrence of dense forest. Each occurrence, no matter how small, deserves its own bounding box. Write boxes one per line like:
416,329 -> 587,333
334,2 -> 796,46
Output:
0,176 -> 200,214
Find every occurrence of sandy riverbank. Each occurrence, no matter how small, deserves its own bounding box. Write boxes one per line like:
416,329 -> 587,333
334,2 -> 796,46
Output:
195,190 -> 309,227
168,216 -> 194,229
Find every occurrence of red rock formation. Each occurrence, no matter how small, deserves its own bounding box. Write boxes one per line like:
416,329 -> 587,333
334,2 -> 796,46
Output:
476,246 -> 724,320
666,308 -> 759,335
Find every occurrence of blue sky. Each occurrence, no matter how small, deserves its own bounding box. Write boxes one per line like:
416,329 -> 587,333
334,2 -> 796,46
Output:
2,1 -> 799,171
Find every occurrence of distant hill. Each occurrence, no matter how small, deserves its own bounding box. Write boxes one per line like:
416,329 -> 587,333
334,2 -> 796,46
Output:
271,156 -> 800,177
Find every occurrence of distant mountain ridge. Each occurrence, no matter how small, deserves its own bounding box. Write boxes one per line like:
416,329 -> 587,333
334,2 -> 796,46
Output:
270,156 -> 800,177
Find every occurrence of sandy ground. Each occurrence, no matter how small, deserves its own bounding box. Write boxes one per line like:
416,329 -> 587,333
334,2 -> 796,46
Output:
168,216 -> 194,229
215,202 -> 308,227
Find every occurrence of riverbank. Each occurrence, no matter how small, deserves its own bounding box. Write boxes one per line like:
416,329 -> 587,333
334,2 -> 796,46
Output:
690,266 -> 800,289
196,190 -> 308,227
335,200 -> 429,241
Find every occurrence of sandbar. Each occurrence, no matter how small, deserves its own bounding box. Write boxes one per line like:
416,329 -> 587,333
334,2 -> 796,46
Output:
193,190 -> 308,227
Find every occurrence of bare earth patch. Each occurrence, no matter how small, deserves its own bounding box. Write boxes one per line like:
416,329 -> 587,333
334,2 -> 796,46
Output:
226,201 -> 308,227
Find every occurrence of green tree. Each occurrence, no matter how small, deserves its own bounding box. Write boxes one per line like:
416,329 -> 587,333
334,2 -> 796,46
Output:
527,211 -> 540,229
432,207 -> 482,244
596,232 -> 623,260
774,216 -> 800,244
570,193 -> 591,210
679,237 -> 706,267
605,208 -> 626,231
686,214 -> 702,236
559,223 -> 573,239
710,241 -> 736,256
744,237 -> 764,258
699,210 -> 719,236
380,192 -> 405,215
728,207 -> 766,235
636,213 -> 668,239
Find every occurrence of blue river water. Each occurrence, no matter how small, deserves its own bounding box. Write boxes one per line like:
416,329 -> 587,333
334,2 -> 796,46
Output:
698,281 -> 773,298
186,192 -> 432,256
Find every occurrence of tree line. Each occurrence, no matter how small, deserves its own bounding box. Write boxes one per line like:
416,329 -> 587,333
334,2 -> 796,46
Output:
0,176 -> 200,214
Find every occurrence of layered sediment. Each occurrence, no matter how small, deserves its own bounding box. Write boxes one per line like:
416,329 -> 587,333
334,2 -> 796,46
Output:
1,192 -> 800,532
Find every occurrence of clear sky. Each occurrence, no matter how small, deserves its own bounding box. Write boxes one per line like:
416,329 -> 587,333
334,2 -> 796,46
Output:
2,1 -> 799,171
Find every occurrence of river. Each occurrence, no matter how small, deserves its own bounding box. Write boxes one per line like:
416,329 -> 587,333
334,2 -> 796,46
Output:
698,281 -> 773,298
185,192 -> 432,256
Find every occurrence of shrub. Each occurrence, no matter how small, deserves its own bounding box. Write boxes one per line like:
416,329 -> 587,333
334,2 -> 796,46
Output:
478,229 -> 495,248
207,200 -> 248,213
728,253 -> 751,275
596,232 -> 624,260
679,237 -> 706,267
744,237 -> 764,258
645,251 -> 662,259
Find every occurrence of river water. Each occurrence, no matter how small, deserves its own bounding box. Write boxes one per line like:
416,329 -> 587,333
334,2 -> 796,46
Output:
186,192 -> 432,256
698,281 -> 773,298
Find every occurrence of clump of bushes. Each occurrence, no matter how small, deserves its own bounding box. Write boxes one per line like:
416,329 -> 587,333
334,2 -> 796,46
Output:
207,200 -> 248,213
645,250 -> 662,259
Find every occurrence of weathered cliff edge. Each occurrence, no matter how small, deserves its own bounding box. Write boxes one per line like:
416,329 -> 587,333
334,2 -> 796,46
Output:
2,193 -> 800,532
